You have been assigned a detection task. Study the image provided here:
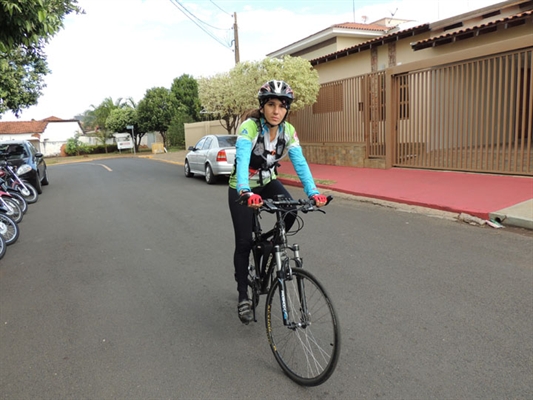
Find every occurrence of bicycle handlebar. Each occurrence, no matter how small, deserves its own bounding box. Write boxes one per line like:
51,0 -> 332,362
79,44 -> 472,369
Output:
259,195 -> 333,214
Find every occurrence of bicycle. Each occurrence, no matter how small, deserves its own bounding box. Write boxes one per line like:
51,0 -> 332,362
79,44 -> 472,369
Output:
246,194 -> 340,386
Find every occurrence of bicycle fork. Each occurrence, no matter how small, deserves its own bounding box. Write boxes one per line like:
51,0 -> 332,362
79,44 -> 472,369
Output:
275,244 -> 310,329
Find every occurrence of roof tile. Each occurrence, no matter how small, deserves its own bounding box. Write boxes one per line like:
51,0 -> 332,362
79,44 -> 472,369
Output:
0,120 -> 48,134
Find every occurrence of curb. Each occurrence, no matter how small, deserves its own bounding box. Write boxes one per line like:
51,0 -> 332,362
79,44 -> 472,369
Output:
277,177 -> 531,231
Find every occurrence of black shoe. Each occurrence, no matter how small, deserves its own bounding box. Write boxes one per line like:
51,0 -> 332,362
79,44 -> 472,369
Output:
238,299 -> 253,324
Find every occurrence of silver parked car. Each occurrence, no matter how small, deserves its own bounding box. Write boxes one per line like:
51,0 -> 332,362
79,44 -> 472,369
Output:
184,135 -> 237,184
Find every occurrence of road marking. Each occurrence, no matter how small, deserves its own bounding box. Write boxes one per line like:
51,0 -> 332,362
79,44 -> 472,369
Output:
87,163 -> 112,171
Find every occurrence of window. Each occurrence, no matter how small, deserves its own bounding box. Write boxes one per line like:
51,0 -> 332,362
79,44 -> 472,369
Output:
194,138 -> 206,149
202,137 -> 213,150
218,136 -> 237,147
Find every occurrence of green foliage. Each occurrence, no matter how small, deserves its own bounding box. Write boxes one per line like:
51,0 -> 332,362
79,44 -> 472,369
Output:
167,109 -> 194,149
64,135 -> 90,156
64,138 -> 120,156
106,106 -> 146,152
80,97 -> 128,151
0,0 -> 82,52
170,74 -> 201,122
0,0 -> 82,116
137,87 -> 179,148
106,107 -> 136,133
198,72 -> 238,133
89,144 -> 117,154
86,97 -> 127,131
0,46 -> 49,116
198,56 -> 320,134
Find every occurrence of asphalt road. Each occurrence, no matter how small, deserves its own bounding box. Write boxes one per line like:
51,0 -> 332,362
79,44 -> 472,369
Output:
1,158 -> 532,399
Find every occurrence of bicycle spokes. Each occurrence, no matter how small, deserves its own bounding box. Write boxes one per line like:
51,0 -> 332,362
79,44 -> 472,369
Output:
266,268 -> 340,386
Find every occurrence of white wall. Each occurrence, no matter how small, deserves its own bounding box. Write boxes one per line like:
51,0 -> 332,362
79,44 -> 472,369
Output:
40,121 -> 84,156
42,121 -> 83,142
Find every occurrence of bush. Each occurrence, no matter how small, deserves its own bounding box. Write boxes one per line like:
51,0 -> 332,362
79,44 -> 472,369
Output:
65,137 -> 91,156
90,144 -> 118,154
64,137 -> 121,156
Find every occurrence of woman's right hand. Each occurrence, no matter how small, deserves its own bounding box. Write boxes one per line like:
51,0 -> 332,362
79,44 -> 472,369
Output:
238,191 -> 263,209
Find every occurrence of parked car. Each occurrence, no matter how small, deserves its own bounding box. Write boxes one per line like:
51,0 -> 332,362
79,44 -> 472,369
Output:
184,135 -> 237,184
0,140 -> 48,194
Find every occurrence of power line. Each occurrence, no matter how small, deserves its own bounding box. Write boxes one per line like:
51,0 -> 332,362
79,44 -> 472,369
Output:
210,0 -> 232,17
168,0 -> 232,48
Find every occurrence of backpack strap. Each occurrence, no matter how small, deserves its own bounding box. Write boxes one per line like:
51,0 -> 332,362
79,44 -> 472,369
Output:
252,118 -> 286,162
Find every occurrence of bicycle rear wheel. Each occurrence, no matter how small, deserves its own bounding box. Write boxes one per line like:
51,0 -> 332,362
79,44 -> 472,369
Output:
265,268 -> 340,386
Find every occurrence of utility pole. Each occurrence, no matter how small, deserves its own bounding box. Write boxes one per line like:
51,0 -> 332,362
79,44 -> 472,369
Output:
233,12 -> 240,64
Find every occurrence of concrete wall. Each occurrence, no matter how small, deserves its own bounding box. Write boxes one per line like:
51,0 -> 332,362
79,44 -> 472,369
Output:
300,142 -> 377,167
184,120 -> 230,149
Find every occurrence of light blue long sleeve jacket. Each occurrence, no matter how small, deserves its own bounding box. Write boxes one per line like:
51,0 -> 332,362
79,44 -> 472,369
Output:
229,118 -> 319,198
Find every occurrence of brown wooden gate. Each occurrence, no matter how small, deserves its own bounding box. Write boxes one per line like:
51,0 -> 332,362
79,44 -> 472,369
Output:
392,48 -> 533,175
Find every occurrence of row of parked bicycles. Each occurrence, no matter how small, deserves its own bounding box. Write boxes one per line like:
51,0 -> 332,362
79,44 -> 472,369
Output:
0,155 -> 43,259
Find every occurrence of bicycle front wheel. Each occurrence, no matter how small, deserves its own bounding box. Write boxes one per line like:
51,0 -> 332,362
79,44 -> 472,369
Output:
265,268 -> 340,386
0,213 -> 19,246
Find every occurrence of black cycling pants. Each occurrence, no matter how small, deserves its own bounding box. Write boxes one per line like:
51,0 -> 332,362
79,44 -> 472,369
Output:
228,179 -> 296,299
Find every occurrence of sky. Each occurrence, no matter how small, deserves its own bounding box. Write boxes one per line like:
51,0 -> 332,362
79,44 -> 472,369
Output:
1,0 -> 503,122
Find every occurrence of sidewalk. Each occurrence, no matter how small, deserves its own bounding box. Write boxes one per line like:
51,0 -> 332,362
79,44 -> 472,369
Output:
149,151 -> 533,231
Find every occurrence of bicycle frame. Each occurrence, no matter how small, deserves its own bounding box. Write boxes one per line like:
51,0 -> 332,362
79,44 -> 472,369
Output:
245,195 -> 339,386
249,195 -> 330,325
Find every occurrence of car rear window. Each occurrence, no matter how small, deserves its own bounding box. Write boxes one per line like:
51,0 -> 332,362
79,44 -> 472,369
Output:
217,136 -> 237,147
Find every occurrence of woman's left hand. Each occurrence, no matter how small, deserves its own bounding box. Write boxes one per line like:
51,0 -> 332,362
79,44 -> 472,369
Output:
311,194 -> 328,207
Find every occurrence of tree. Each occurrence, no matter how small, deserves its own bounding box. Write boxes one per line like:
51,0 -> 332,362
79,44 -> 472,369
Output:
198,56 -> 320,134
137,87 -> 179,149
84,97 -> 127,152
106,107 -> 146,152
198,72 -> 239,134
0,0 -> 82,51
170,74 -> 201,122
0,47 -> 48,116
167,109 -> 194,149
0,0 -> 82,117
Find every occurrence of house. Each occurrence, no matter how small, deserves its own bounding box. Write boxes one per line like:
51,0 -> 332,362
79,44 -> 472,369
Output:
270,0 -> 533,176
0,116 -> 85,157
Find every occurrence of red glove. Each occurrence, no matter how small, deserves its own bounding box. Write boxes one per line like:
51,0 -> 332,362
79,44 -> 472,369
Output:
311,194 -> 327,207
238,191 -> 263,208
247,193 -> 263,208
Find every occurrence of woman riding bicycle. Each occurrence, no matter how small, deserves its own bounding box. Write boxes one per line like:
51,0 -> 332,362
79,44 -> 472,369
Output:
228,79 -> 327,324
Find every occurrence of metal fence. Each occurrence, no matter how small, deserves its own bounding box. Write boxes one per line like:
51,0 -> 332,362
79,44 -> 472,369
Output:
291,47 -> 532,176
394,48 -> 532,175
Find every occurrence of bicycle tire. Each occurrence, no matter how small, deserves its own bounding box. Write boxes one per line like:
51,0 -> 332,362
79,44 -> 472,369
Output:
1,197 -> 23,224
265,267 -> 340,386
7,190 -> 28,214
247,253 -> 260,308
0,233 -> 6,259
0,213 -> 19,246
